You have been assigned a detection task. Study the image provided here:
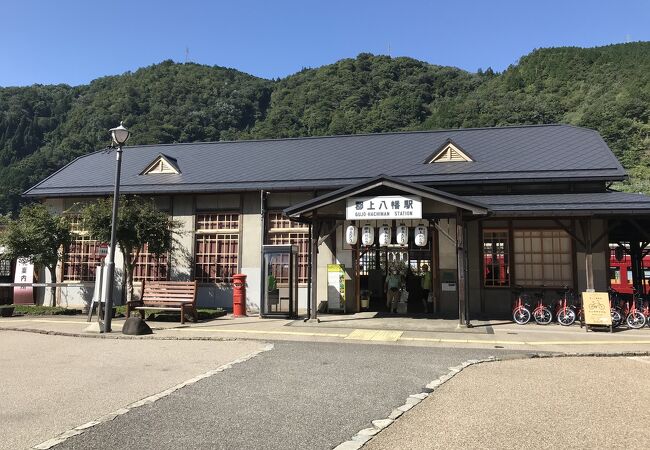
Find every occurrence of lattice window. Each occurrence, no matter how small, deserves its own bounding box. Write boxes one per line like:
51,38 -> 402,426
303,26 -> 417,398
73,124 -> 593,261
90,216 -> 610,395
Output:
0,259 -> 11,277
133,243 -> 169,282
483,230 -> 510,287
63,217 -> 102,282
358,250 -> 380,277
513,230 -> 572,286
194,213 -> 239,283
267,212 -> 309,283
196,212 -> 239,231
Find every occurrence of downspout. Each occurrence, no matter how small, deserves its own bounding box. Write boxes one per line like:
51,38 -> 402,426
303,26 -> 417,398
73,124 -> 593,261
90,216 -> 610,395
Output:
464,224 -> 471,327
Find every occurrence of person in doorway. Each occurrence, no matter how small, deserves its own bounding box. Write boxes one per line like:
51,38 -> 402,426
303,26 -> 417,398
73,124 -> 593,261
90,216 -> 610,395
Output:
385,269 -> 402,313
421,264 -> 432,313
267,273 -> 279,309
267,273 -> 277,293
405,267 -> 422,313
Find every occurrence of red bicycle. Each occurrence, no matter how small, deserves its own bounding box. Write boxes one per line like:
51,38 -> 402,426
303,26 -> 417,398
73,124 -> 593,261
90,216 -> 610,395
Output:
643,298 -> 650,328
607,287 -> 623,328
621,288 -> 646,329
555,286 -> 577,326
512,285 -> 552,325
531,289 -> 552,325
512,285 -> 532,325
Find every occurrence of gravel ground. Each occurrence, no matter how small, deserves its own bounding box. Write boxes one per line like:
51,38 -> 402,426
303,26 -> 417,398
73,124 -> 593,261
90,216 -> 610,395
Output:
56,341 -> 514,450
0,330 -> 265,450
366,356 -> 650,450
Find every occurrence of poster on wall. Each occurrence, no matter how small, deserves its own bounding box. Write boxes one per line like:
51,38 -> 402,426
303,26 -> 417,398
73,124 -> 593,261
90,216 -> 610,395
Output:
327,264 -> 346,312
13,258 -> 34,305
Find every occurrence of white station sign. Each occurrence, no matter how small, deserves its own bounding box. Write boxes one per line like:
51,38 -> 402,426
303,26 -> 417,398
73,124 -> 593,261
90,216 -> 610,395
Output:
346,195 -> 422,220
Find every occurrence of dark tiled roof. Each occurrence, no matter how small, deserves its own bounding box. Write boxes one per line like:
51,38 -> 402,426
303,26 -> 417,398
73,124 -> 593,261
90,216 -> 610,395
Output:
24,124 -> 626,197
466,192 -> 650,216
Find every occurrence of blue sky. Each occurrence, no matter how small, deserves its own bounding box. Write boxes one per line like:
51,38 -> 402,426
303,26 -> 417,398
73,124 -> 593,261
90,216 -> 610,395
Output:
2,0 -> 649,87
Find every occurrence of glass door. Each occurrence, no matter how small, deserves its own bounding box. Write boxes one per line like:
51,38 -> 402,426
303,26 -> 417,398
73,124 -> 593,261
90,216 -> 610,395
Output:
261,245 -> 298,318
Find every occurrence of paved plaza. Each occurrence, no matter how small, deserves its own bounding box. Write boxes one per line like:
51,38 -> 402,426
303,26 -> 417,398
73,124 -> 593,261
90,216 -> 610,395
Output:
0,330 -> 266,450
1,315 -> 649,449
366,356 -> 650,450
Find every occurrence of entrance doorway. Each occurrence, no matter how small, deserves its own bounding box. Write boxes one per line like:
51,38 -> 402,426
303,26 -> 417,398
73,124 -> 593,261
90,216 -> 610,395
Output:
353,228 -> 435,314
260,245 -> 299,318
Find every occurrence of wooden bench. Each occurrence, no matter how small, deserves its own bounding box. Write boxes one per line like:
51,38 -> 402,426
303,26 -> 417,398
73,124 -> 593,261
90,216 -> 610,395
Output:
127,280 -> 198,324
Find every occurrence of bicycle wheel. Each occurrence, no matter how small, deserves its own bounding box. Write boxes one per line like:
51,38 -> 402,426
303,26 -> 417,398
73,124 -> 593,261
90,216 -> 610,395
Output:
610,308 -> 623,328
512,306 -> 531,325
627,311 -> 646,329
557,309 -> 576,326
534,307 -> 553,325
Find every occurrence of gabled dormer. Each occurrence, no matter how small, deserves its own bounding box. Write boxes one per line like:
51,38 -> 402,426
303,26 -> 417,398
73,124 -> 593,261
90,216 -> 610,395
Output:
140,153 -> 181,175
424,139 -> 473,163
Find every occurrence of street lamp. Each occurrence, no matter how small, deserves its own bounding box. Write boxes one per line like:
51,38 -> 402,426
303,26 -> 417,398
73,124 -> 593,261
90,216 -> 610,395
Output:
103,121 -> 130,332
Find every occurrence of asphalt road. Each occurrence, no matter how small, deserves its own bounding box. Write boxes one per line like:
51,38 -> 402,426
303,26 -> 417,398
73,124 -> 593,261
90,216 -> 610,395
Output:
366,356 -> 650,450
56,341 -> 511,450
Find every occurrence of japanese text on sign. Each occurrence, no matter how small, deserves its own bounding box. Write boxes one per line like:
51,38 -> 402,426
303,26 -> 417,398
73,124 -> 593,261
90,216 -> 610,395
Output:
346,195 -> 422,220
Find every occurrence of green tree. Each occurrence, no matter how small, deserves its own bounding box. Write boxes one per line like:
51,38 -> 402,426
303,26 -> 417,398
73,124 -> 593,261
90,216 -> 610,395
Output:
0,204 -> 72,305
80,197 -> 180,302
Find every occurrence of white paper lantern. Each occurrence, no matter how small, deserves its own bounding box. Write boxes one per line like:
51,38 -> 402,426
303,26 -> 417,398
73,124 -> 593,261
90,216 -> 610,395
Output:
378,224 -> 391,246
396,225 -> 408,246
414,224 -> 428,247
361,225 -> 374,246
345,225 -> 358,245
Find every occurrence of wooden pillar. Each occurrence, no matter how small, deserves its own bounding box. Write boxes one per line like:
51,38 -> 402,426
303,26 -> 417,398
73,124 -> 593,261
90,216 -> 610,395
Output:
630,240 -> 642,294
583,218 -> 594,291
456,211 -> 468,326
306,223 -> 312,319
432,223 -> 440,315
310,217 -> 319,322
355,236 -> 361,312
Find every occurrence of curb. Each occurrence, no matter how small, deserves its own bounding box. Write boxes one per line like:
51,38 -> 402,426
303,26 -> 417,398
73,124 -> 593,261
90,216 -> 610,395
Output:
333,356 -> 497,450
32,343 -> 275,449
0,326 -> 242,342
333,350 -> 650,450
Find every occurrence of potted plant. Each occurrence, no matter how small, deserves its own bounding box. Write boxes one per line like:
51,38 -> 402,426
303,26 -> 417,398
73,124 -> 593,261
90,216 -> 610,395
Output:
0,304 -> 15,317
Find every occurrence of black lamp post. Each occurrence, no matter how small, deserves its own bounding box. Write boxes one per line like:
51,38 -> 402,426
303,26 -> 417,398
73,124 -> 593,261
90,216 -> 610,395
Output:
103,121 -> 130,332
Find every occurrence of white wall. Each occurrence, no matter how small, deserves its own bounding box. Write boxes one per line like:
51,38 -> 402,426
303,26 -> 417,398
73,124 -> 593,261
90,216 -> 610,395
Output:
239,192 -> 262,313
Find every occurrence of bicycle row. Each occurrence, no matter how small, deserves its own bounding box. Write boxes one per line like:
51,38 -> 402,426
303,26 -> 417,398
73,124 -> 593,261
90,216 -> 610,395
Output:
511,285 -> 650,329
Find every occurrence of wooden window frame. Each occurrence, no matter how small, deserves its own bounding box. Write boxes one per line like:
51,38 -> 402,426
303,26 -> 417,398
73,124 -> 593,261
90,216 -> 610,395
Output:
63,216 -> 102,282
133,243 -> 170,282
266,211 -> 309,284
482,229 -> 510,288
194,212 -> 240,283
513,229 -> 573,287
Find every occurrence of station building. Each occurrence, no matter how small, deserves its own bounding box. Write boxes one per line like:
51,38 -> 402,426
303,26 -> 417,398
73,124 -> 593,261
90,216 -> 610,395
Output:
23,124 -> 650,321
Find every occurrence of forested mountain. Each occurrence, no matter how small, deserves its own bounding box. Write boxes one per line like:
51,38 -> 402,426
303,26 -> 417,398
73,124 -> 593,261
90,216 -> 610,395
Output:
1,42 -> 648,213
0,62 -> 272,212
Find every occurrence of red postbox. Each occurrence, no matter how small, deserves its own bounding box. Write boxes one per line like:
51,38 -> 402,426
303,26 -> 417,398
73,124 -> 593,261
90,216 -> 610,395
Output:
232,273 -> 247,317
